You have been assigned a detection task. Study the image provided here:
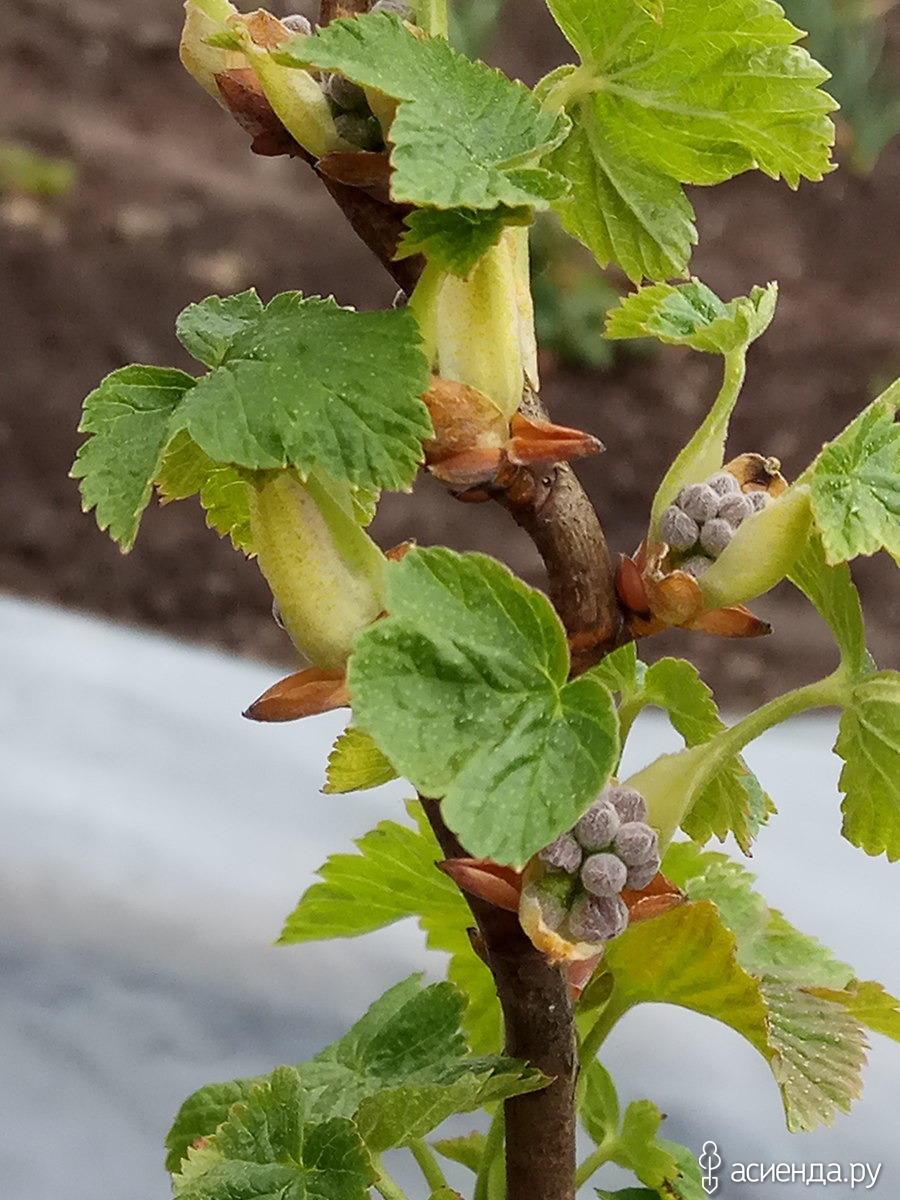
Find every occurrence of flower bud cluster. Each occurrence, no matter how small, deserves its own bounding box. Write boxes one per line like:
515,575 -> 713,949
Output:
533,784 -> 660,947
659,471 -> 768,578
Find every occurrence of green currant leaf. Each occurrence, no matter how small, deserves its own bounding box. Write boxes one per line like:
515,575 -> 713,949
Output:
303,980 -> 545,1152
605,281 -> 777,354
171,1066 -> 375,1200
278,803 -> 501,1053
175,289 -> 265,368
662,842 -> 868,1132
615,1101 -> 684,1193
589,642 -> 644,699
171,292 -> 432,492
323,726 -> 398,794
662,842 -> 854,989
168,980 -> 543,1169
348,547 -> 619,866
155,430 -> 254,553
788,529 -> 871,679
808,382 -> 900,565
540,0 -> 834,279
622,658 -> 771,853
432,1131 -> 486,1174
762,979 -> 866,1133
544,110 -> 696,284
546,0 -> 835,187
808,980 -> 900,1044
604,901 -> 771,1056
396,205 -> 532,277
835,670 -> 900,860
71,365 -> 196,550
279,12 -> 569,209
580,1058 -> 620,1144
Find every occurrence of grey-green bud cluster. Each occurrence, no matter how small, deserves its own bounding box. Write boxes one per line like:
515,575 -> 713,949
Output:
534,784 -> 660,946
319,49 -> 387,152
660,471 -> 768,576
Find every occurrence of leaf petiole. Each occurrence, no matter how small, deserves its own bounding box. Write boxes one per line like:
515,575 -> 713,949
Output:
474,1107 -> 505,1200
409,1136 -> 450,1191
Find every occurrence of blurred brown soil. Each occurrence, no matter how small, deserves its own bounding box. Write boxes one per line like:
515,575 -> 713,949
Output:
3,0 -> 900,707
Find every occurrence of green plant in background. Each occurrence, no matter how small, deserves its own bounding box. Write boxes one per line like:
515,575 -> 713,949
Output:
0,142 -> 75,197
73,1 -> 900,1198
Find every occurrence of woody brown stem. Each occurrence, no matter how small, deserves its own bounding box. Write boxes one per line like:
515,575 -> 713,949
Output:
248,53 -> 623,1192
420,797 -> 577,1200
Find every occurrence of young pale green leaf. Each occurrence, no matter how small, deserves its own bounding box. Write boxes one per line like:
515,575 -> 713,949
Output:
545,109 -> 696,284
396,205 -> 532,278
662,842 -> 854,989
172,1066 -> 375,1200
809,389 -> 900,565
432,1130 -> 486,1174
614,1101 -> 683,1192
175,289 -> 265,368
809,980 -> 900,1043
788,530 -> 871,680
348,548 -> 619,866
587,642 -> 644,700
605,282 -> 777,355
604,901 -> 771,1054
545,0 -> 836,188
323,726 -> 398,794
622,658 -> 770,853
155,430 -> 254,553
580,1058 -> 620,1145
579,1061 -> 702,1197
662,842 -> 868,1131
171,293 -> 432,492
762,979 -> 866,1133
72,366 -> 196,550
278,804 -> 501,1053
835,670 -> 900,860
279,12 -> 569,210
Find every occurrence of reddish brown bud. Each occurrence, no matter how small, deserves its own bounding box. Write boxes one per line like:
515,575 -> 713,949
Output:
505,413 -> 603,467
243,667 -> 350,722
438,857 -> 523,911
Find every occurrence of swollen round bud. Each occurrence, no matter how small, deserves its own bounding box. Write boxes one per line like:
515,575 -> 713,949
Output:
371,0 -> 413,14
716,492 -> 752,527
581,852 -> 627,898
322,72 -> 369,113
568,894 -> 628,943
574,799 -> 620,852
699,517 -> 734,557
538,832 -> 582,874
677,483 -> 719,523
680,554 -> 711,578
281,13 -> 313,35
746,490 -> 768,512
334,113 -> 384,150
605,785 -> 647,824
613,821 -> 659,867
660,505 -> 700,551
625,858 -> 660,891
707,471 -> 741,497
